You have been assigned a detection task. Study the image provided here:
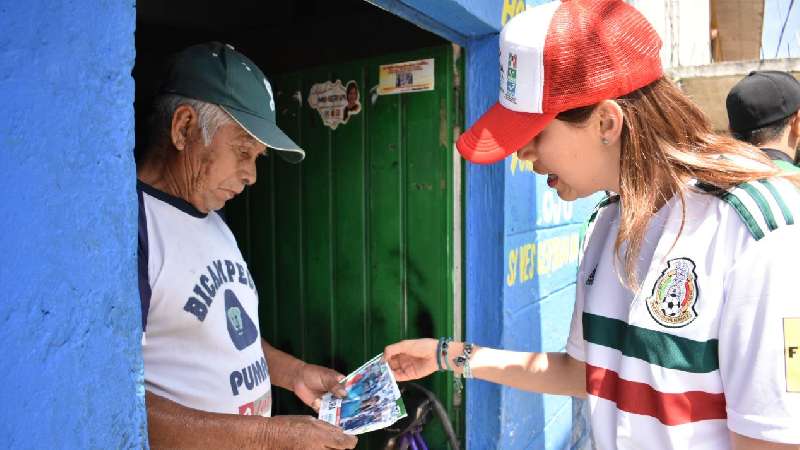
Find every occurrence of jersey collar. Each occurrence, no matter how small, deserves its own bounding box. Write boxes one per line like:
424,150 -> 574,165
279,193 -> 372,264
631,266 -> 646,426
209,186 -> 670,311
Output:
760,147 -> 795,164
136,180 -> 208,218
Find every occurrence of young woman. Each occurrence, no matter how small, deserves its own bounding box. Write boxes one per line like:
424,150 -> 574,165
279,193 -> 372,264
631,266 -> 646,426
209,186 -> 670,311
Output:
383,1 -> 800,449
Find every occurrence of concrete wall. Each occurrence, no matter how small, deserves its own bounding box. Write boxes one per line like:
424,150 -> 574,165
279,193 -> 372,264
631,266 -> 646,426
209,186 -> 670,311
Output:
712,0 -> 764,61
0,1 -> 146,449
670,58 -> 800,130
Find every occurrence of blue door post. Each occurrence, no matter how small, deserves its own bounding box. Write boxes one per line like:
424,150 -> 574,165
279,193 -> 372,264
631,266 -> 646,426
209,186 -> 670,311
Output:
0,1 -> 146,448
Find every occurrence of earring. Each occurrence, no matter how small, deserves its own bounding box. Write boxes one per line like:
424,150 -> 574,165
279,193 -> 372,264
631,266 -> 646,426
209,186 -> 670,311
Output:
601,137 -> 609,145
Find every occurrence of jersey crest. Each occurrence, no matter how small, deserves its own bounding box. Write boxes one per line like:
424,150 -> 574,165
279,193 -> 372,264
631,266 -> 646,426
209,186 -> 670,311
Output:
646,258 -> 699,328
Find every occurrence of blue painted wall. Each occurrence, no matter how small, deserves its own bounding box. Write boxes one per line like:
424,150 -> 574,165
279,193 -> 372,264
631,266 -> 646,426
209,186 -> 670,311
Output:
464,33 -> 505,450
0,1 -> 146,449
498,155 -> 602,450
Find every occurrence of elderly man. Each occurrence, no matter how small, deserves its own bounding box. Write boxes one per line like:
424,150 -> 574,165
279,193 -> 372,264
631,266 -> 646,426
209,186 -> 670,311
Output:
136,42 -> 357,449
727,70 -> 800,171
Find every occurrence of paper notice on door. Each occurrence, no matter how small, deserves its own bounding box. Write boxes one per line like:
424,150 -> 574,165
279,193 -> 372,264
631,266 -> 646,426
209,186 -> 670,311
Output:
378,59 -> 434,95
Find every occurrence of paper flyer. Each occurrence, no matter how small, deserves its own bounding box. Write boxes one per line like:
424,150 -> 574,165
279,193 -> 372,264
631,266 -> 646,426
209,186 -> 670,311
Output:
318,354 -> 407,435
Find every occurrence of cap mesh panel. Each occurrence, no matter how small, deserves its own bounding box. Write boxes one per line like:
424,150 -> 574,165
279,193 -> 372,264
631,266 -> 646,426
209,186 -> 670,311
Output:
542,0 -> 662,113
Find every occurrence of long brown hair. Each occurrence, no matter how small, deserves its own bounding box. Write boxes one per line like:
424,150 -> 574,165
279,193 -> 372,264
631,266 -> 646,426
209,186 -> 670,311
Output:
558,76 -> 800,290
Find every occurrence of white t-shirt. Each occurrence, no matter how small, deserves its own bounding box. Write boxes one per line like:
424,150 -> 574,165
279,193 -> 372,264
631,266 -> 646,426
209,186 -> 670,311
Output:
568,178 -> 800,449
138,181 -> 272,416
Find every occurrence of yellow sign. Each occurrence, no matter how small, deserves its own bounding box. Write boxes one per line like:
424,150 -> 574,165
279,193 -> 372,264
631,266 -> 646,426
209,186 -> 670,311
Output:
506,233 -> 580,287
509,153 -> 534,175
786,318 -> 800,393
501,0 -> 526,26
378,59 -> 435,95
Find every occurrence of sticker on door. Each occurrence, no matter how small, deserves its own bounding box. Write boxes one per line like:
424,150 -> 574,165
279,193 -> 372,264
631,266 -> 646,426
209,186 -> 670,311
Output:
308,79 -> 361,130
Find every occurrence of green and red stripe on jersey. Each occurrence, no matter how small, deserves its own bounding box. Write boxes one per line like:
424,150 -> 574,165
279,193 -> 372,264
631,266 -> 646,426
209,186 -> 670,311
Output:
583,312 -> 726,425
586,364 -> 727,425
583,313 -> 719,373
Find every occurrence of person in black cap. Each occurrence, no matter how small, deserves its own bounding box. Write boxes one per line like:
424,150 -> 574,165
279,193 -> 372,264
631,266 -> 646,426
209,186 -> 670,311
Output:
136,42 -> 356,450
727,70 -> 800,172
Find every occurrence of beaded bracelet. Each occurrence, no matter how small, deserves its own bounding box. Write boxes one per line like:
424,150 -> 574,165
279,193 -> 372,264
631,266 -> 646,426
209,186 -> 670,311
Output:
436,337 -> 445,372
437,337 -> 454,371
453,342 -> 474,379
441,338 -> 453,371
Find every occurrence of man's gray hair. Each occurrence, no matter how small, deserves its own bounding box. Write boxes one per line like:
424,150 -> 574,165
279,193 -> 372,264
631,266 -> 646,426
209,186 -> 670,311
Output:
152,94 -> 233,146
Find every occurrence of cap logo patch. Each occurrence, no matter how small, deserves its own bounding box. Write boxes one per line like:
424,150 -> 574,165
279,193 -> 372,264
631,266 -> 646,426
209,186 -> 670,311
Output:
504,52 -> 518,104
646,258 -> 699,328
263,78 -> 275,111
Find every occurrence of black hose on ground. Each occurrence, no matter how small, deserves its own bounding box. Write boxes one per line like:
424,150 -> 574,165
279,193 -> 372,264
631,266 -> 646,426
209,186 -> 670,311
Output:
384,382 -> 460,450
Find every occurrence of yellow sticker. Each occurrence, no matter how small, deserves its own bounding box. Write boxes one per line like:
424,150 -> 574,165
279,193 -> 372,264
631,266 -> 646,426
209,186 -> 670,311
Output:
785,318 -> 800,393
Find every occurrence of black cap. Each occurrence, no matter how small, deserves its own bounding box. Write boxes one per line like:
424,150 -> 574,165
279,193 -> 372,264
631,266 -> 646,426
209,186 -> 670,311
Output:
726,70 -> 800,133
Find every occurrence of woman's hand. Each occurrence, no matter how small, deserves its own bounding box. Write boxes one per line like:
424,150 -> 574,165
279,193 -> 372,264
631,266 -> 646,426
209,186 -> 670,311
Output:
383,338 -> 441,381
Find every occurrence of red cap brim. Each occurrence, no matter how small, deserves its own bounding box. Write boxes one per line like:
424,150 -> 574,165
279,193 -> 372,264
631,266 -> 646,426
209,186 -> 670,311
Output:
456,102 -> 556,164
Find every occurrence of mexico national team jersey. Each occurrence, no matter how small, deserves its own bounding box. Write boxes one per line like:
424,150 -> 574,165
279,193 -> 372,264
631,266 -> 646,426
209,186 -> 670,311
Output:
567,178 -> 800,449
138,181 -> 271,416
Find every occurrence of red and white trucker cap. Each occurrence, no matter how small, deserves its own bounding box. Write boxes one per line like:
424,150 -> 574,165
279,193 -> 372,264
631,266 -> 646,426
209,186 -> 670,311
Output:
456,0 -> 663,164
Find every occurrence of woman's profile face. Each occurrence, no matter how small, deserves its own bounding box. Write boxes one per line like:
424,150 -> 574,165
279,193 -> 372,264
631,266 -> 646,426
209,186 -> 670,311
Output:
516,112 -> 620,201
347,87 -> 359,107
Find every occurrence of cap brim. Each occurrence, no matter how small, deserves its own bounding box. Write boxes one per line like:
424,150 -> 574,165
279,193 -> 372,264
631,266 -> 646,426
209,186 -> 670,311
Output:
221,106 -> 306,164
456,102 -> 556,164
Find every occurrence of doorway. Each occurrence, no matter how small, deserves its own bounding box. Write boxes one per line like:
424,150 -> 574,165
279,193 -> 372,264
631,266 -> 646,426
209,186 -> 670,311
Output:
135,1 -> 464,448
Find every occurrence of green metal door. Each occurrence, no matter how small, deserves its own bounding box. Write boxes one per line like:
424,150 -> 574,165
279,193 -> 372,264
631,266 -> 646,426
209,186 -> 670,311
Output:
226,45 -> 463,448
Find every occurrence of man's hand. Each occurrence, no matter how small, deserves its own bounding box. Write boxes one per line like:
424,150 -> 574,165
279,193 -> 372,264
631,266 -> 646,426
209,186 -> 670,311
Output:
292,363 -> 348,411
265,416 -> 357,450
146,391 -> 357,450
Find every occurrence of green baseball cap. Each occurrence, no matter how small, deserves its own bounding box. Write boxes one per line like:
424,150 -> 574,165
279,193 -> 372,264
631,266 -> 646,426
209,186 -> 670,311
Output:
158,41 -> 304,163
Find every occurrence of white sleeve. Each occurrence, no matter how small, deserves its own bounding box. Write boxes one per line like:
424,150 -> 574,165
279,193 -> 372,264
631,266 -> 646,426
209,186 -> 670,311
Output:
567,204 -> 613,362
565,272 -> 587,362
719,227 -> 800,444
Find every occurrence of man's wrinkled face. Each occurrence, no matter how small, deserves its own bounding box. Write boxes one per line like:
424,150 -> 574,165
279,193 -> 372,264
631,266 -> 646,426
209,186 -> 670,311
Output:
185,122 -> 266,213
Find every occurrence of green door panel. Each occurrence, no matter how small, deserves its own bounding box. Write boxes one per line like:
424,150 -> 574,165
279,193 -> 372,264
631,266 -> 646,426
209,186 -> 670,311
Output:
227,45 -> 462,449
